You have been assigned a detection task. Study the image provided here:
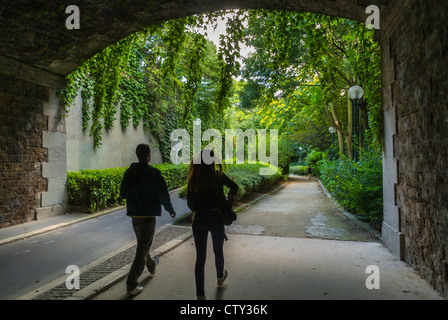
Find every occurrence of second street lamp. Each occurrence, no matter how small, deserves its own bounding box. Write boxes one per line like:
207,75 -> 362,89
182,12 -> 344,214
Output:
328,126 -> 336,160
348,85 -> 364,161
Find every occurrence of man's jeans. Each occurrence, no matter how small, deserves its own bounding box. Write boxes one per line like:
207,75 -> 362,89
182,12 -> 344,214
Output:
126,217 -> 156,291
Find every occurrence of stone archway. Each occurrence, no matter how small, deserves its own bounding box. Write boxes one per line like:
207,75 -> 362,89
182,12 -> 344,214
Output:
0,0 -> 381,77
0,0 -> 447,297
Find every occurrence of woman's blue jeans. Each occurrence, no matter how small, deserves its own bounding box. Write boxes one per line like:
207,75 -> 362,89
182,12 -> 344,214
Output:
192,210 -> 225,297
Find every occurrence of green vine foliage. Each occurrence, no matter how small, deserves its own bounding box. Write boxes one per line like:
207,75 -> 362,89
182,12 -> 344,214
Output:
59,9 -> 382,160
59,33 -> 138,147
182,33 -> 207,121
59,13 -> 235,159
214,11 -> 247,111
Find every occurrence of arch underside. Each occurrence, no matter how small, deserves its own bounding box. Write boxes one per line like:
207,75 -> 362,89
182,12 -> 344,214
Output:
0,0 -> 388,77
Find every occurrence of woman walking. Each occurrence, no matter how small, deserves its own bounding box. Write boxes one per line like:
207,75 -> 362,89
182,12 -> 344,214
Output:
187,149 -> 239,300
307,165 -> 312,180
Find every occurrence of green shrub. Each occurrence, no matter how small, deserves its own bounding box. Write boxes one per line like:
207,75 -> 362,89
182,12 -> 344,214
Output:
67,168 -> 126,212
289,165 -> 308,175
304,150 -> 327,176
67,164 -> 188,212
319,150 -> 383,224
177,163 -> 285,201
154,164 -> 188,191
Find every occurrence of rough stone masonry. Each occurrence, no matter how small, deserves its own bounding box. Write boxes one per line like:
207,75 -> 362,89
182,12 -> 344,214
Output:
0,75 -> 49,227
380,0 -> 448,297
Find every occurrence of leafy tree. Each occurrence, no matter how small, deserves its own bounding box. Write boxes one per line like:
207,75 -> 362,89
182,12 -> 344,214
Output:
238,10 -> 382,158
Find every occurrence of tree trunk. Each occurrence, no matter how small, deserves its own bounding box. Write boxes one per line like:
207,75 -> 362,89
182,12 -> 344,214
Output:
337,129 -> 344,155
325,102 -> 351,158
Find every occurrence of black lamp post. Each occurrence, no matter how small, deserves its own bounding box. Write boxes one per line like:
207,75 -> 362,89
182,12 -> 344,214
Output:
348,85 -> 364,162
328,126 -> 336,160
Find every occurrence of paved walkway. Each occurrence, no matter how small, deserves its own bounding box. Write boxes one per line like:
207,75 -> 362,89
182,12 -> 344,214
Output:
92,176 -> 443,300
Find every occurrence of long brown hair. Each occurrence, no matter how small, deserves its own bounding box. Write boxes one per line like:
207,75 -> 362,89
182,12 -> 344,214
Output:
187,149 -> 223,194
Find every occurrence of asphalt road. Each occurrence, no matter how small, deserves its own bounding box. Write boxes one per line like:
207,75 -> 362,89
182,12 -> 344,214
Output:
0,191 -> 190,300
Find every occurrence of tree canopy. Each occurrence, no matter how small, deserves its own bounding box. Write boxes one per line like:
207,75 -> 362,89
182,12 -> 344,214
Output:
59,9 -> 382,164
237,10 -> 382,160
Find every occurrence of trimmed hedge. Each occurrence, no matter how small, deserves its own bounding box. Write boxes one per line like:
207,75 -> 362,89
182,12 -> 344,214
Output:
153,164 -> 189,190
67,164 -> 188,212
67,163 -> 284,213
178,163 -> 285,201
289,165 -> 308,175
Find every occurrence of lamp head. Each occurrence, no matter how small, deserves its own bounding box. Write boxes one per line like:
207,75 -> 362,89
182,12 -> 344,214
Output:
348,85 -> 364,100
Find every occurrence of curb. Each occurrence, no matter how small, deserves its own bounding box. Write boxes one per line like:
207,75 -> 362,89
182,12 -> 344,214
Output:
0,206 -> 125,247
17,224 -> 193,300
234,180 -> 289,214
70,225 -> 193,300
1,188 -> 183,247
16,238 -> 137,300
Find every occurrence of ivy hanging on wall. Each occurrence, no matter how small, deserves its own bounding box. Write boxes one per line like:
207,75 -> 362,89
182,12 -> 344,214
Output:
58,12 -> 239,160
59,33 -> 138,148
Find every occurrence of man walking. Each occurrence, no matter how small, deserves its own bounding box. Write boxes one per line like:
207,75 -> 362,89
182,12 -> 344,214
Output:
120,144 -> 177,296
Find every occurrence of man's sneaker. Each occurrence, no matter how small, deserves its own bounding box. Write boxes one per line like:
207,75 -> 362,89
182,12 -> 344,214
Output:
127,285 -> 143,296
217,269 -> 228,286
148,256 -> 159,275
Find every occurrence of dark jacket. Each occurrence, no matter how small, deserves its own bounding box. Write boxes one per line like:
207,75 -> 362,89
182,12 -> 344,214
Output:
120,162 -> 175,217
187,172 -> 239,213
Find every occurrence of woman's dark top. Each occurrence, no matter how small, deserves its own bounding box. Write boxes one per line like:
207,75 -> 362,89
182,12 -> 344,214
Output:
187,172 -> 239,213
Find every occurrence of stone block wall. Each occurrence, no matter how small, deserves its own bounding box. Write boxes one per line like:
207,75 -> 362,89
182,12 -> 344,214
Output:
0,75 -> 49,227
39,89 -> 67,219
381,0 -> 448,297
